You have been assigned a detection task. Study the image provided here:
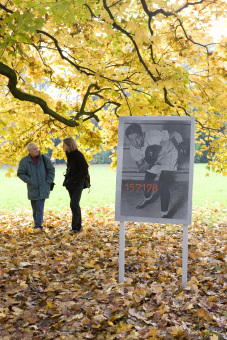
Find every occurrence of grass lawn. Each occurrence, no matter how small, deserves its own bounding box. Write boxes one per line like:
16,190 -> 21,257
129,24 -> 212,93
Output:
0,165 -> 116,212
193,163 -> 227,208
0,163 -> 226,212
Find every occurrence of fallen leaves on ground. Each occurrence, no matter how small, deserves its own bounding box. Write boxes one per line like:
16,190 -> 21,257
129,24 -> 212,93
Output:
0,204 -> 226,339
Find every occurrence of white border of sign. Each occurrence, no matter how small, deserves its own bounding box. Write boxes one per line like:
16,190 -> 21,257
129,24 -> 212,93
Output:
115,116 -> 195,287
115,116 -> 195,224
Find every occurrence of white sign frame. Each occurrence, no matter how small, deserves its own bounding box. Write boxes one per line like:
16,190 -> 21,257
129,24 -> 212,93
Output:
115,116 -> 195,287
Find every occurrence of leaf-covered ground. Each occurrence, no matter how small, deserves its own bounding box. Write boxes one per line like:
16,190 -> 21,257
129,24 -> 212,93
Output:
0,205 -> 226,340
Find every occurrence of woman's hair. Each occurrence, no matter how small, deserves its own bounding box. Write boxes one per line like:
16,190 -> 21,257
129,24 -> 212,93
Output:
63,137 -> 77,152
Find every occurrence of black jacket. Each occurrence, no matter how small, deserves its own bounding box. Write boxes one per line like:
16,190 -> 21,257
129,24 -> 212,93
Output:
63,149 -> 88,190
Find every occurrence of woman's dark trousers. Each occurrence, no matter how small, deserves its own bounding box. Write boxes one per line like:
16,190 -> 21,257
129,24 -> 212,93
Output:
68,185 -> 84,231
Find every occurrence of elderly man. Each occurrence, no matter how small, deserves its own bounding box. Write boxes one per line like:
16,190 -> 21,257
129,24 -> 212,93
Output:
17,143 -> 55,230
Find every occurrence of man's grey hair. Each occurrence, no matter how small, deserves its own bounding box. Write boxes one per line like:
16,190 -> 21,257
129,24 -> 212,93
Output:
27,142 -> 37,151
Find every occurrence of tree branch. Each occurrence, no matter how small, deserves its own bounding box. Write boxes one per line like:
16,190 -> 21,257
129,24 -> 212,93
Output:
117,83 -> 132,115
0,61 -> 79,127
77,83 -> 100,119
163,87 -> 174,107
75,83 -> 121,121
37,30 -> 137,86
140,0 -> 207,18
37,30 -> 96,77
102,0 -> 157,83
0,4 -> 13,14
83,4 -> 98,18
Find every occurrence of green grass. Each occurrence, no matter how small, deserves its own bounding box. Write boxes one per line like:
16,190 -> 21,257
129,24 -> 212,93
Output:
0,163 -> 226,212
0,165 -> 116,212
193,163 -> 227,207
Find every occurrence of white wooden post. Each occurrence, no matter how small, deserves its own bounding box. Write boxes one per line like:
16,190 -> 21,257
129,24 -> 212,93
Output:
119,221 -> 125,283
182,224 -> 189,288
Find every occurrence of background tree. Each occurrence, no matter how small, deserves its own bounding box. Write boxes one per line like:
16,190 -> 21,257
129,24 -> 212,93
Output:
0,0 -> 226,173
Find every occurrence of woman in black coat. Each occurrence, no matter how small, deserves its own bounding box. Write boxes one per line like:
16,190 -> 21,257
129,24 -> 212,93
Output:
63,137 -> 88,233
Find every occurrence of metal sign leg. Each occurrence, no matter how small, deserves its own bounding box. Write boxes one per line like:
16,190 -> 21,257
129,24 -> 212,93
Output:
119,221 -> 125,283
182,225 -> 188,288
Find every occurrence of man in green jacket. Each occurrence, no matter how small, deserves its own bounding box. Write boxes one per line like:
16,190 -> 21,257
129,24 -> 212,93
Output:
17,143 -> 55,230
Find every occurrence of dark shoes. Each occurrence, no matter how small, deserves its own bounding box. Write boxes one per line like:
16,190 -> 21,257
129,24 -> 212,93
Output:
34,226 -> 43,230
70,229 -> 80,234
70,226 -> 83,234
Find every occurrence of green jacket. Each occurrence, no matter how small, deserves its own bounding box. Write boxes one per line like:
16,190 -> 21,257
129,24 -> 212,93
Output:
17,154 -> 55,200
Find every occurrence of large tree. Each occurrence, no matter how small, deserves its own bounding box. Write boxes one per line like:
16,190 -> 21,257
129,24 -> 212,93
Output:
0,0 -> 226,173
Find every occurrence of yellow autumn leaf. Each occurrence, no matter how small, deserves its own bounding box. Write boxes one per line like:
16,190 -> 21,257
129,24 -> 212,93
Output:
177,268 -> 182,275
210,335 -> 219,340
46,301 -> 56,309
168,325 -> 185,337
187,303 -> 194,309
41,275 -> 48,283
12,307 -> 24,315
19,280 -> 28,288
19,262 -> 32,267
84,259 -> 96,268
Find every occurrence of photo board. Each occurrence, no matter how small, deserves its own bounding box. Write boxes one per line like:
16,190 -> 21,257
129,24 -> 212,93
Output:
115,116 -> 195,225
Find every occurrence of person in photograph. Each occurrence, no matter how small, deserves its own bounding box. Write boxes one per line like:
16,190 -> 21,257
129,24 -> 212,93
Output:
17,142 -> 55,230
125,123 -> 188,217
63,137 -> 89,234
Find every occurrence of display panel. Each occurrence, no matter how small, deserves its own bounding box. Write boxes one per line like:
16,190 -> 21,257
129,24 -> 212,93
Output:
115,116 -> 195,225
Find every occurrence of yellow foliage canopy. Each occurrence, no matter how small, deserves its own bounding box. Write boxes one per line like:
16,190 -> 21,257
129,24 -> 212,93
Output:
0,0 -> 226,173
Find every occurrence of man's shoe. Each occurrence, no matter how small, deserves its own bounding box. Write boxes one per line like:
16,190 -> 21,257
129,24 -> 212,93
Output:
34,226 -> 43,230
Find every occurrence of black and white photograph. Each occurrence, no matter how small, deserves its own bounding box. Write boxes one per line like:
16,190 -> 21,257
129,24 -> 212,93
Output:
115,116 -> 195,225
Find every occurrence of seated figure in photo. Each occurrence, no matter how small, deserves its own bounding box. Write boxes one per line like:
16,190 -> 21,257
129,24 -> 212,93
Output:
125,123 -> 188,218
